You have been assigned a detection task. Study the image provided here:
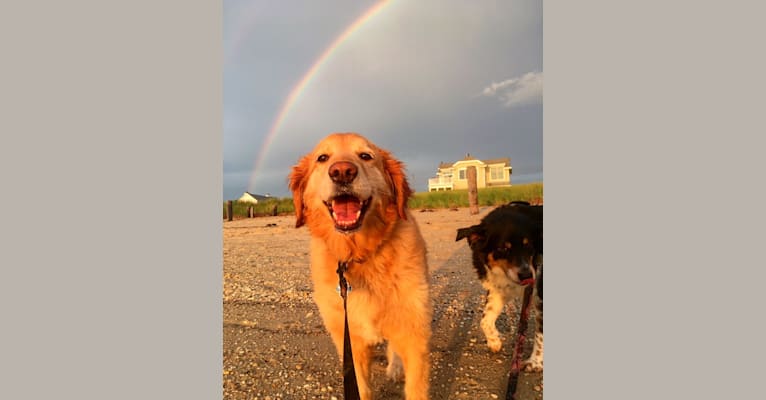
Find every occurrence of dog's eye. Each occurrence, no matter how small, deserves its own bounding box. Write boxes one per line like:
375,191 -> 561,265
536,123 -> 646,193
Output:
359,152 -> 373,161
317,154 -> 329,162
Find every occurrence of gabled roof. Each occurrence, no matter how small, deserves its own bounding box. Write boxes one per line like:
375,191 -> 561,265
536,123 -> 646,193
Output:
482,157 -> 510,166
242,192 -> 272,201
438,155 -> 510,169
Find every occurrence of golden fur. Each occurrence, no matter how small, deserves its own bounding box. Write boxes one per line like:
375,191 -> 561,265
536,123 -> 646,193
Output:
289,133 -> 431,400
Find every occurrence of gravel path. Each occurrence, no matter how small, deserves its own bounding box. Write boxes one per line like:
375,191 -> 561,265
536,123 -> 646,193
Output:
223,207 -> 543,400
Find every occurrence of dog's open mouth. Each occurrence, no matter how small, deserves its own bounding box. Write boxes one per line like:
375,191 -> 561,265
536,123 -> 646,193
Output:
324,194 -> 370,232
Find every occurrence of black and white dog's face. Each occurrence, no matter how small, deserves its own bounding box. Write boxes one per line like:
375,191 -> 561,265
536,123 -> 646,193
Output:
457,225 -> 537,285
456,202 -> 542,285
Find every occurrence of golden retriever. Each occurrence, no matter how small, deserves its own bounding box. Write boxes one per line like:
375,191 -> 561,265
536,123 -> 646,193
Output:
289,132 -> 431,400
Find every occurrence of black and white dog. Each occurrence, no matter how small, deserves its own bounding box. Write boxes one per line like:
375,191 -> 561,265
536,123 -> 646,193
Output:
456,201 -> 543,371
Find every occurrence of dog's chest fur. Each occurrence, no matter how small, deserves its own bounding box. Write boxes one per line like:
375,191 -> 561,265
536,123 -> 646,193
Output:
481,264 -> 527,300
310,219 -> 430,336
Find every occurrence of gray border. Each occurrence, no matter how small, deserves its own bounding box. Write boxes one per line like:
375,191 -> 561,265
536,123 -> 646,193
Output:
3,1 -> 763,399
547,1 -> 763,399
1,2 -> 221,399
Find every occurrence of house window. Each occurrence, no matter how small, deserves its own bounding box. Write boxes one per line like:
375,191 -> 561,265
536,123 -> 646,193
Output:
458,169 -> 466,180
490,166 -> 504,180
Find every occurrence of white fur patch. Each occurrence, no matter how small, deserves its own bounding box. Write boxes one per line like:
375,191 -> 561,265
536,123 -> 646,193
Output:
523,331 -> 544,372
480,265 -> 543,368
480,267 -> 526,351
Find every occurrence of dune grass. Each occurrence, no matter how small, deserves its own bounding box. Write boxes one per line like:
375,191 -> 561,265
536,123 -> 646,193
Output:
408,183 -> 543,209
223,197 -> 295,220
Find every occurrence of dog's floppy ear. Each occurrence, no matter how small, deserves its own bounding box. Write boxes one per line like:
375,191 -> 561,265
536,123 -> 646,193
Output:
456,225 -> 486,249
380,148 -> 412,221
455,227 -> 473,242
288,154 -> 311,228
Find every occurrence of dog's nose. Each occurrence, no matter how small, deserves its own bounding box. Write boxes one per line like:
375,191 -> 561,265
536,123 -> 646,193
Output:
329,161 -> 358,184
518,268 -> 534,282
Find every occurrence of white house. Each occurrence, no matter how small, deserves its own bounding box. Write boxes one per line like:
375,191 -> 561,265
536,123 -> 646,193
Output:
427,154 -> 512,192
238,192 -> 272,204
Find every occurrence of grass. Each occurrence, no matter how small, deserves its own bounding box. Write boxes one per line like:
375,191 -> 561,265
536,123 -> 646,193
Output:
408,183 -> 543,209
224,182 -> 542,220
223,197 -> 295,220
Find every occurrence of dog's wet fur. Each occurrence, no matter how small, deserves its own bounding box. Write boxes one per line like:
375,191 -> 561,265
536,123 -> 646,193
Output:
456,201 -> 543,372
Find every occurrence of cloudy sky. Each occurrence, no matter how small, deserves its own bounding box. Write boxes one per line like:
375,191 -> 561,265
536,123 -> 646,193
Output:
224,0 -> 542,199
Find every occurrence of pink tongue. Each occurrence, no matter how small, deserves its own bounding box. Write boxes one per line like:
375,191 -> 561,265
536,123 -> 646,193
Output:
332,198 -> 361,222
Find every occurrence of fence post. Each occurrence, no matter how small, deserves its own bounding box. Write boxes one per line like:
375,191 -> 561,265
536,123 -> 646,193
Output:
227,200 -> 233,221
467,166 -> 479,215
248,205 -> 253,218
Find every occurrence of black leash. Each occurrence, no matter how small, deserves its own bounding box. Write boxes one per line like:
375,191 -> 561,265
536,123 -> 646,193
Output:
337,261 -> 360,400
505,282 -> 535,400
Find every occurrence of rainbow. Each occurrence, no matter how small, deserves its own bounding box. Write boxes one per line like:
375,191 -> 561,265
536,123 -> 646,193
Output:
247,0 -> 393,192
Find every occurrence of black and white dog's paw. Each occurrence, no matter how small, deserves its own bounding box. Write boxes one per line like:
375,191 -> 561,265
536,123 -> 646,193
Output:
522,331 -> 543,372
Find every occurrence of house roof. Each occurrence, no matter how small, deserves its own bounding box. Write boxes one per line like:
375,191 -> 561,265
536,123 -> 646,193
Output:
242,192 -> 272,201
482,157 -> 510,166
438,156 -> 510,169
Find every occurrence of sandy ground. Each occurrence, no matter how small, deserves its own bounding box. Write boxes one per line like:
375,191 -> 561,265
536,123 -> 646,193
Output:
223,207 -> 543,400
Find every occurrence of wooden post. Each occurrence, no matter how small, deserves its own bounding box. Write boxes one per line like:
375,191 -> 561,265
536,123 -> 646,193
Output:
227,200 -> 233,221
467,166 -> 479,215
248,206 -> 253,218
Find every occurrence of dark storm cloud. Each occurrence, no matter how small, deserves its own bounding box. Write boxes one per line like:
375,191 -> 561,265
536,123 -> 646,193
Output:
224,0 -> 542,199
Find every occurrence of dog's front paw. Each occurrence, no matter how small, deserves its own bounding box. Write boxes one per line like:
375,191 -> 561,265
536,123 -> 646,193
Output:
522,332 -> 543,372
487,337 -> 502,353
522,357 -> 543,372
